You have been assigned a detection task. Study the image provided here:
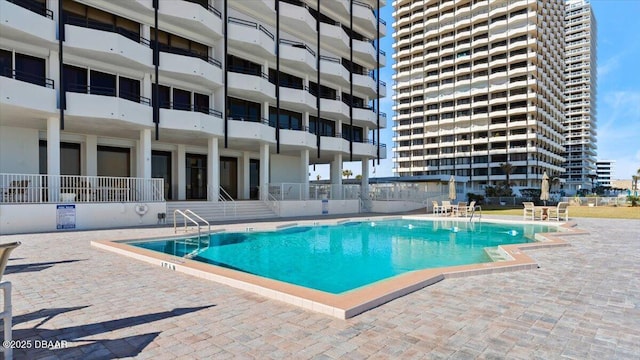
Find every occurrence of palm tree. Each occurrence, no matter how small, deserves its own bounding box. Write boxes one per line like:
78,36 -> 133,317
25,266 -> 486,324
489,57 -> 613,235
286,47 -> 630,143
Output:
499,162 -> 513,187
587,173 -> 598,194
342,169 -> 353,179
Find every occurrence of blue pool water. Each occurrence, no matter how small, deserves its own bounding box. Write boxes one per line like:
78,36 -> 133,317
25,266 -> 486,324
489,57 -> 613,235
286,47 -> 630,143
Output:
131,219 -> 554,294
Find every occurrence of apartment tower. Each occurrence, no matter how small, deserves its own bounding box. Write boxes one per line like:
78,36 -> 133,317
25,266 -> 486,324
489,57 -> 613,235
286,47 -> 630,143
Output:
0,0 -> 386,204
392,0 -> 566,192
564,0 -> 597,195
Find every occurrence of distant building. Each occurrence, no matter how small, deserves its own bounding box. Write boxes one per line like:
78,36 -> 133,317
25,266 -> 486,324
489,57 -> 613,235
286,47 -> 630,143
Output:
392,0 -> 566,193
563,0 -> 598,194
595,160 -> 614,188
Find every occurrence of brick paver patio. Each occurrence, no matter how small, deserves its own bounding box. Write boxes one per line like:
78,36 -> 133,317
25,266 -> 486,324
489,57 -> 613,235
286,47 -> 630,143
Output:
1,216 -> 639,359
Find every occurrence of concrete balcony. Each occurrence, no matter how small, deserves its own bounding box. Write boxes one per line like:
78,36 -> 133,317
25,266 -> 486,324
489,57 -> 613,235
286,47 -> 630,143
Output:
0,75 -> 56,117
279,86 -> 316,113
228,118 -> 275,142
320,22 -> 349,54
321,136 -> 350,153
159,51 -> 223,88
229,0 -> 274,22
280,1 -> 315,38
0,0 -> 55,46
158,0 -> 222,39
159,108 -> 223,136
65,92 -> 152,128
279,129 -> 316,148
353,39 -> 377,69
320,57 -> 349,86
227,71 -> 275,102
320,98 -> 349,121
64,25 -> 152,71
279,40 -> 316,73
228,17 -> 275,58
353,1 -> 377,37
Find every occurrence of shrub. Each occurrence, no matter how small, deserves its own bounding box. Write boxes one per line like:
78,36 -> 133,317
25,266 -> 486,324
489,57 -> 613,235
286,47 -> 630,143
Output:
467,193 -> 485,204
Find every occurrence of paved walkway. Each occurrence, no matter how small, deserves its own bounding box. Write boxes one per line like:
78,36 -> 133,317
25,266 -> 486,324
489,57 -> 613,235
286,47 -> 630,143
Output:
2,216 -> 639,359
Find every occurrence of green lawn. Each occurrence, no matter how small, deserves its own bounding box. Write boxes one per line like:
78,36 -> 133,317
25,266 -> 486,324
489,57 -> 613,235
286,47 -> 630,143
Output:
480,205 -> 640,219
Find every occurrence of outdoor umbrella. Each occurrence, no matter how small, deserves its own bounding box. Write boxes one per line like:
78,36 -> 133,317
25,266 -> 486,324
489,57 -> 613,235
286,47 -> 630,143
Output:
448,175 -> 456,201
540,171 -> 550,206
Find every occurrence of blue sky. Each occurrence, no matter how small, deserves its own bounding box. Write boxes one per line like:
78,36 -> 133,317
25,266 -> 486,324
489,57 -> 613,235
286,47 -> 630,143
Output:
311,0 -> 640,181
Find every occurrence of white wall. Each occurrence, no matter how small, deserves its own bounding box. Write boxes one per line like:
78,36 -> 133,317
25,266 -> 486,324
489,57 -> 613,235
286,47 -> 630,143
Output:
278,200 -> 359,217
0,202 -> 167,234
270,154 -> 304,183
370,201 -> 425,213
0,126 -> 39,174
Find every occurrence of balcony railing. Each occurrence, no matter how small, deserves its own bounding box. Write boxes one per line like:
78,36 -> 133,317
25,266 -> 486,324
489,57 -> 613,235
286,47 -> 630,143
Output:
228,17 -> 274,40
64,13 -> 150,45
2,68 -> 54,88
183,0 -> 222,18
156,44 -> 222,68
280,39 -> 316,57
66,84 -> 151,105
0,174 -> 165,204
8,0 -> 52,19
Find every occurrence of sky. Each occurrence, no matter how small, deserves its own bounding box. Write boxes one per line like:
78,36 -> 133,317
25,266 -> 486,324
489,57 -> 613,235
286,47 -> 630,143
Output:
312,0 -> 640,182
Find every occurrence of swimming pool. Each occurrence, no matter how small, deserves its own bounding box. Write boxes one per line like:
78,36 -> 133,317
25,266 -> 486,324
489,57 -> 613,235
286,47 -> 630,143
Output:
130,219 -> 554,294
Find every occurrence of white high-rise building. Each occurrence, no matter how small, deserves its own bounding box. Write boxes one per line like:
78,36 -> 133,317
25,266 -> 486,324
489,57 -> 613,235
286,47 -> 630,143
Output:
392,0 -> 566,192
595,160 -> 614,189
0,0 -> 387,231
564,0 -> 597,195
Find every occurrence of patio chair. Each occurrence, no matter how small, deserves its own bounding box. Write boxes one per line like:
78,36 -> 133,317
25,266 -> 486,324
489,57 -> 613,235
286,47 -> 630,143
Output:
0,241 -> 21,360
522,202 -> 536,220
454,201 -> 467,217
441,200 -> 452,216
458,201 -> 477,218
548,202 -> 569,221
431,200 -> 443,215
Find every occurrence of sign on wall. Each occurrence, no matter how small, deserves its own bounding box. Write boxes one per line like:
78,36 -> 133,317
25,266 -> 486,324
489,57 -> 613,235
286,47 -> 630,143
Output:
56,204 -> 76,230
322,199 -> 328,215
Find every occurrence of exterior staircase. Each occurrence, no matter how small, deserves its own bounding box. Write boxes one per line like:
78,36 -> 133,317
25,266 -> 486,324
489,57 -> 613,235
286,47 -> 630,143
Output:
166,200 -> 277,223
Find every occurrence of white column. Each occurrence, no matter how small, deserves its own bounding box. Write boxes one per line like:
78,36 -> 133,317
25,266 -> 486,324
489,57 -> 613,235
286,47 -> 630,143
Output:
263,101 -> 270,123
142,73 -> 152,100
361,158 -> 370,199
142,24 -> 151,42
241,152 -> 250,200
208,137 -> 219,202
85,135 -> 97,176
177,145 -> 186,200
300,149 -> 309,200
48,0 -> 60,24
330,153 -> 343,200
47,117 -> 60,202
259,143 -> 269,200
138,129 -> 152,178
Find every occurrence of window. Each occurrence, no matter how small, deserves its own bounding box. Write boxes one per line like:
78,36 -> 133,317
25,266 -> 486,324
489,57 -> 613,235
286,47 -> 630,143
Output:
63,64 -> 87,93
152,28 -> 208,60
229,97 -> 261,122
152,84 -> 170,109
62,0 -> 140,42
0,49 -> 10,77
119,76 -> 140,103
97,146 -> 130,177
309,116 -> 335,137
173,88 -> 191,110
342,124 -> 363,142
228,55 -> 261,76
15,53 -> 46,86
269,69 -> 303,89
194,93 -> 209,114
90,70 -> 116,96
269,107 -> 302,130
39,141 -> 81,175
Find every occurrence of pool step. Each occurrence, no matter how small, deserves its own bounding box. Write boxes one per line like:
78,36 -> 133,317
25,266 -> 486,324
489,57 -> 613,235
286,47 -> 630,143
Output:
484,247 -> 513,262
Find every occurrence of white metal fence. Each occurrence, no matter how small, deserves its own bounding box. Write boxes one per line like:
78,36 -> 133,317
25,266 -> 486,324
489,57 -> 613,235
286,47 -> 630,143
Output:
0,174 -> 165,203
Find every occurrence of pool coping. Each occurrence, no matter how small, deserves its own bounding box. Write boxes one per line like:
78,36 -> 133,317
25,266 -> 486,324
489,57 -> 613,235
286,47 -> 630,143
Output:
91,215 -> 587,319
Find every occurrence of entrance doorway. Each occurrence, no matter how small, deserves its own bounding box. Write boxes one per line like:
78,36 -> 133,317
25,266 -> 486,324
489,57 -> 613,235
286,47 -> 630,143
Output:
186,153 -> 207,200
250,159 -> 260,200
220,157 -> 238,199
152,150 -> 172,200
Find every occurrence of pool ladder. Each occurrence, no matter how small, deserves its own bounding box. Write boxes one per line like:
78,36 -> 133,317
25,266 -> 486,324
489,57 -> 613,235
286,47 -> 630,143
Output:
173,209 -> 211,256
469,205 -> 482,222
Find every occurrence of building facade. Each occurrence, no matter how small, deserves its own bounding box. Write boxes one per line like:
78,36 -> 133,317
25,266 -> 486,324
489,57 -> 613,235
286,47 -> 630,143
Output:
0,0 -> 387,203
563,0 -> 597,195
392,0 -> 566,193
595,159 -> 613,189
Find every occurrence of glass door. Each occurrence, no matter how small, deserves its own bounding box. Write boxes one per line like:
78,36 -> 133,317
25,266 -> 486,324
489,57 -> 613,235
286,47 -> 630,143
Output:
249,159 -> 259,200
152,150 -> 172,200
186,153 -> 207,200
219,157 -> 238,199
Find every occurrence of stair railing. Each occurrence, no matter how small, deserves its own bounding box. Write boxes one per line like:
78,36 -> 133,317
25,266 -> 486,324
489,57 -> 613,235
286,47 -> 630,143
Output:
219,186 -> 237,217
